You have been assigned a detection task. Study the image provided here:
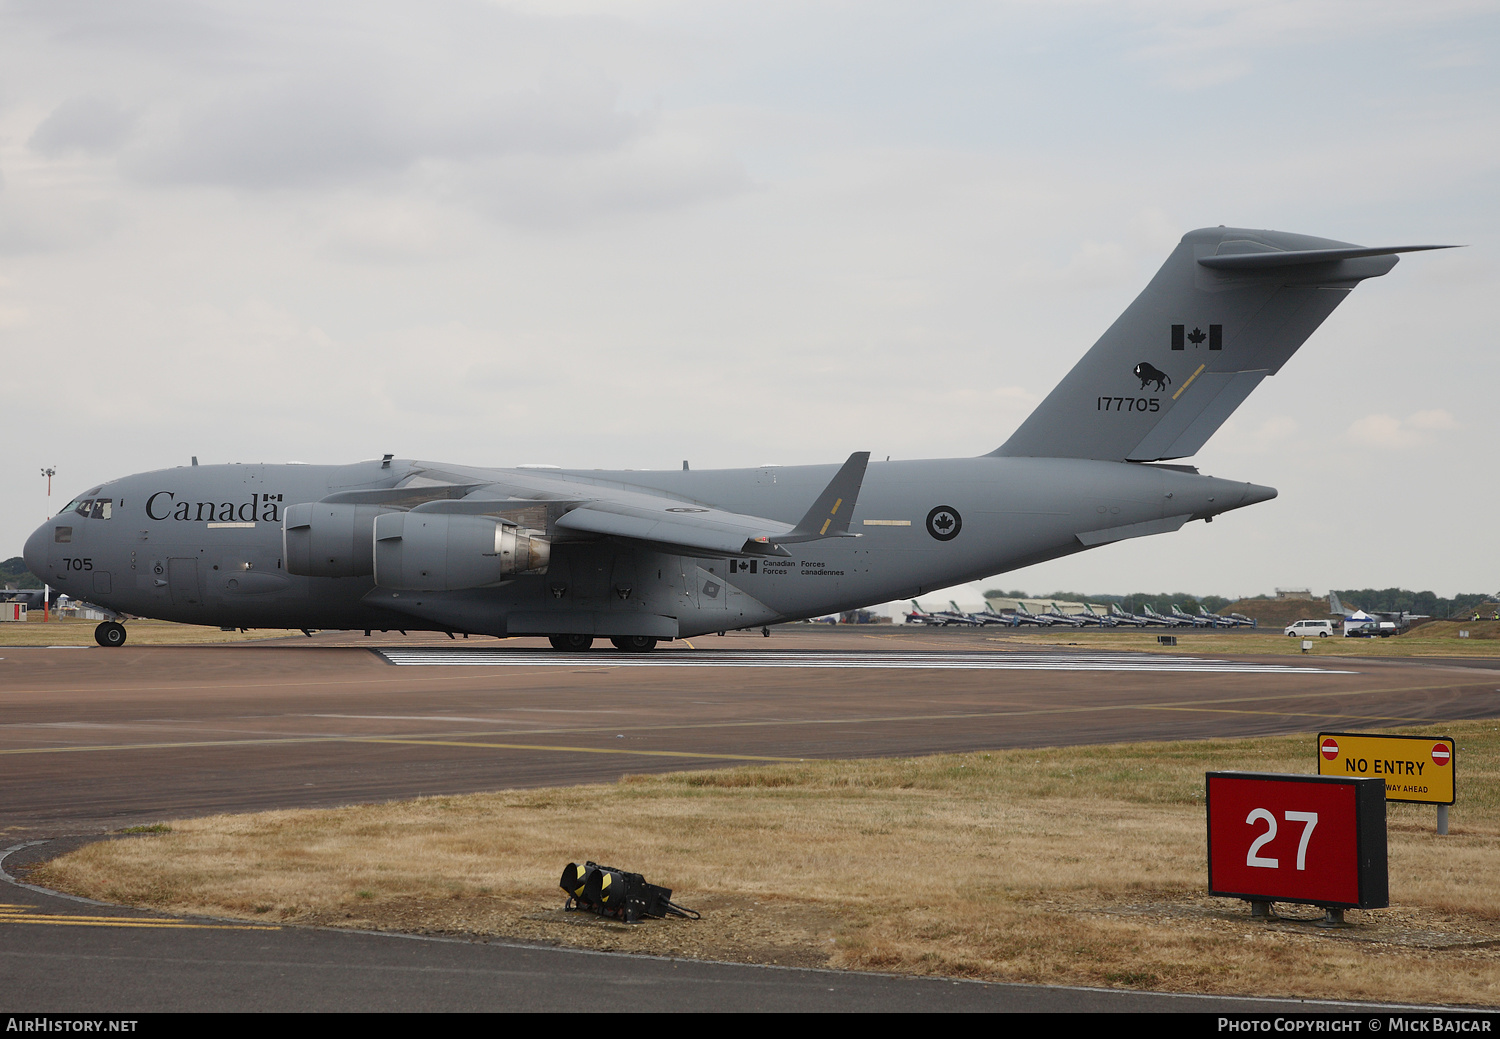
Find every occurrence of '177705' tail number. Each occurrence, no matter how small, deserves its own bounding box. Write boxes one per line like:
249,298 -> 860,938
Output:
1097,397 -> 1160,412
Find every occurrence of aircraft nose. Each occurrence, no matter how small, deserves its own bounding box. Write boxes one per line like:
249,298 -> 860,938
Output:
23,521 -> 50,581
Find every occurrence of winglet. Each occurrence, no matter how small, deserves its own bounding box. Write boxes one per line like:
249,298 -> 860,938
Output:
776,451 -> 871,545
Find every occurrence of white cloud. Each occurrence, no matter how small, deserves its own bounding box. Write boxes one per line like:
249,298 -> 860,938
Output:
1345,409 -> 1458,447
1406,409 -> 1459,432
1215,414 -> 1299,455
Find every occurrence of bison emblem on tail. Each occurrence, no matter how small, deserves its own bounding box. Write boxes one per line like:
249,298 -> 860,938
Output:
1133,362 -> 1171,392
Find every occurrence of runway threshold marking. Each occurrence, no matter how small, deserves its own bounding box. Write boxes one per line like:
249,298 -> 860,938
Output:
373,649 -> 1357,674
359,738 -> 804,763
0,905 -> 278,931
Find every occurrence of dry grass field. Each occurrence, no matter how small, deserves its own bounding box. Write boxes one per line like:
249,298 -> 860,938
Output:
0,617 -> 282,646
37,720 -> 1500,1006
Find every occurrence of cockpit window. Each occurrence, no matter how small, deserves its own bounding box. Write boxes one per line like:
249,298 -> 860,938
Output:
71,498 -> 112,519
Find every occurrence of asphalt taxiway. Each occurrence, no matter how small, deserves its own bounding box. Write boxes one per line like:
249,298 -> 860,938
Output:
2,626 -> 1496,1011
2,627 -> 1494,837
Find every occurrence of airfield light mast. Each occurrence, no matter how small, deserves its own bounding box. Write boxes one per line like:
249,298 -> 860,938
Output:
40,467 -> 54,621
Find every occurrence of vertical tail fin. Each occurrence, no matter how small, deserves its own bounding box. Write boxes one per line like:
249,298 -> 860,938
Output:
992,228 -> 1453,462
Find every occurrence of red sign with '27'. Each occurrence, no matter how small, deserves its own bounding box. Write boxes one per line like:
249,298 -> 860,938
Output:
1207,773 -> 1388,909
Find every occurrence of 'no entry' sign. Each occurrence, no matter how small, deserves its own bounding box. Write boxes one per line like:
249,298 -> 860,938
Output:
1316,732 -> 1455,805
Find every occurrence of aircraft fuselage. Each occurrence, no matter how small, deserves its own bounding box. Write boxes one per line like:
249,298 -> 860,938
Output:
24,456 -> 1272,640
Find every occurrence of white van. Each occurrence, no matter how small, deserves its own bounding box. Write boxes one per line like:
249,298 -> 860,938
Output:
1284,619 -> 1334,638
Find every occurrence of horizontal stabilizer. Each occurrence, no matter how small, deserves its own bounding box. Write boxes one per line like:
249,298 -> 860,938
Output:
1198,244 -> 1457,271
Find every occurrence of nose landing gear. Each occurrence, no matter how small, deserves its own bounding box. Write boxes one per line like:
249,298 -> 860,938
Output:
94,621 -> 127,648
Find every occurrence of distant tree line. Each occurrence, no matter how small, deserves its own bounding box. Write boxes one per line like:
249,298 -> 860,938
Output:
0,557 -> 41,589
1330,588 -> 1494,619
982,588 -> 1233,614
982,585 -> 1496,618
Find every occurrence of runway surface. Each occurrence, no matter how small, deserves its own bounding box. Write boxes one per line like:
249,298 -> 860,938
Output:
2,626 -> 1497,1011
2,627 -> 1495,838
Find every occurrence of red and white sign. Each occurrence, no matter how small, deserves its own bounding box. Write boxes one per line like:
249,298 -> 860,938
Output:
1432,744 -> 1451,767
1320,737 -> 1339,761
1207,772 -> 1386,909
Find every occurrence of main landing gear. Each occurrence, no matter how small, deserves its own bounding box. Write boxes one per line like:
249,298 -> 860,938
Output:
94,621 -> 127,647
546,634 -> 659,652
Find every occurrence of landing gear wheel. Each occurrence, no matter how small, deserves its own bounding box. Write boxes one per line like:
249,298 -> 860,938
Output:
609,635 -> 658,652
548,634 -> 594,651
95,621 -> 127,648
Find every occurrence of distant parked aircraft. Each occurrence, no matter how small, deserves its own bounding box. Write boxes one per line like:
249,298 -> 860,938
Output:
1109,603 -> 1151,627
0,588 -> 48,610
1011,602 -> 1062,627
980,603 -> 1020,627
904,601 -> 945,626
1041,602 -> 1088,627
1329,593 -> 1422,629
1171,603 -> 1215,628
949,600 -> 1009,627
1201,605 -> 1255,628
1141,604 -> 1189,627
904,600 -> 981,627
1079,603 -> 1118,627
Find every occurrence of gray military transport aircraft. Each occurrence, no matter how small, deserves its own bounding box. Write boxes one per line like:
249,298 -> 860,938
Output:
23,227 -> 1451,651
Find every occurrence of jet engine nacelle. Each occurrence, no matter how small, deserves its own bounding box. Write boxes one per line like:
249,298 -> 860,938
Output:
372,512 -> 550,591
283,502 -> 394,578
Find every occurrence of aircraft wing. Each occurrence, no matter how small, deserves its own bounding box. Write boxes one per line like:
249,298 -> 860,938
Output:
552,452 -> 870,556
365,450 -> 872,559
310,452 -> 870,558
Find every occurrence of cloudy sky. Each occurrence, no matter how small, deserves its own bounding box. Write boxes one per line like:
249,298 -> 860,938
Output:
3,0 -> 1496,604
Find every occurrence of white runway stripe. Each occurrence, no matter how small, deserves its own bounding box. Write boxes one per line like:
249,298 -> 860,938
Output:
374,649 -> 1354,674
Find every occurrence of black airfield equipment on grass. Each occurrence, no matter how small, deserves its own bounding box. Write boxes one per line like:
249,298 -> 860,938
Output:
560,861 -> 699,924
